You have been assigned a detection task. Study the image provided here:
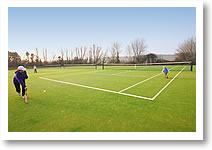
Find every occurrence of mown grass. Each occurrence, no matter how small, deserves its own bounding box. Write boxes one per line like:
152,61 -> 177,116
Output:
8,65 -> 196,132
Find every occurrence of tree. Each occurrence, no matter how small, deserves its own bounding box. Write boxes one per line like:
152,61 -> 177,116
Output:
65,48 -> 69,62
145,53 -> 157,63
8,51 -> 21,67
127,39 -> 147,63
30,53 -> 35,63
73,47 -> 87,64
88,48 -> 93,64
80,47 -> 87,61
70,49 -> 74,63
175,37 -> 196,63
43,48 -> 48,63
91,44 -> 103,64
25,51 -> 30,63
51,52 -> 57,63
58,56 -> 62,61
111,46 -> 116,63
126,45 -> 133,63
35,48 -> 39,64
101,49 -> 108,64
111,42 -> 120,63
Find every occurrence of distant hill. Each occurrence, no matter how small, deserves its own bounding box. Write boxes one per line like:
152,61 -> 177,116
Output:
119,54 -> 176,62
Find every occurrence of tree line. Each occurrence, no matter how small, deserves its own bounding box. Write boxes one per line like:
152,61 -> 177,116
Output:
8,37 -> 196,68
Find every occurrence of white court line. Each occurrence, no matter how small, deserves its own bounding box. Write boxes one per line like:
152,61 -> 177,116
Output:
119,72 -> 162,93
151,66 -> 186,100
39,66 -> 184,101
39,77 -> 152,100
118,66 -> 178,93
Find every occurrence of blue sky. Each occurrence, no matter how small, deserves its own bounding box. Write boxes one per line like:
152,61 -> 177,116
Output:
8,7 -> 196,58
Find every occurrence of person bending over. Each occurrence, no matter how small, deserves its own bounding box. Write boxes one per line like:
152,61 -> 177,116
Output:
13,66 -> 28,103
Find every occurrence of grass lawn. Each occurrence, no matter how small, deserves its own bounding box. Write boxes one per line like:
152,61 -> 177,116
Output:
8,65 -> 196,132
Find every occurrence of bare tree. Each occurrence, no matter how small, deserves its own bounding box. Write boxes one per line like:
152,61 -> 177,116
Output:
96,46 -> 103,64
30,53 -> 35,63
60,49 -> 64,61
70,49 -> 74,63
45,49 -> 47,62
92,45 -> 96,64
101,49 -> 108,64
8,51 -> 21,67
175,37 -> 196,63
111,45 -> 116,63
25,51 -> 30,63
43,49 -> 45,62
65,48 -> 69,62
111,42 -> 120,63
43,48 -> 48,63
126,45 -> 133,63
51,52 -> 57,62
88,47 -> 93,64
79,47 -> 87,60
91,44 -> 103,64
75,48 -> 79,60
35,48 -> 39,64
128,39 -> 147,63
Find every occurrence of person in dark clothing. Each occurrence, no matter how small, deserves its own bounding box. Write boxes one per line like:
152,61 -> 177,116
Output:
13,66 -> 28,100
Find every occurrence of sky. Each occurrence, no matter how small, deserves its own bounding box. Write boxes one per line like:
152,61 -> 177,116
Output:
8,7 -> 196,59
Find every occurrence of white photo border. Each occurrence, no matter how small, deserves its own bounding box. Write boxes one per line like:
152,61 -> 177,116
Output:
0,0 -> 203,140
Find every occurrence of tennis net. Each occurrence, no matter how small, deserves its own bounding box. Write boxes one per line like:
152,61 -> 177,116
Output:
102,62 -> 194,71
43,64 -> 100,70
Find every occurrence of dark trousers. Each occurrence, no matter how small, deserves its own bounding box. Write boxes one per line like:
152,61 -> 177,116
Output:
13,79 -> 25,96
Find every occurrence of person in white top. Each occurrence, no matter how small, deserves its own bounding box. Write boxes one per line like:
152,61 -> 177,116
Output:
34,65 -> 37,73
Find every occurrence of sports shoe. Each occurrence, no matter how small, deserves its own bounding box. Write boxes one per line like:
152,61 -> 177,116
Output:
18,93 -> 21,96
22,96 -> 25,99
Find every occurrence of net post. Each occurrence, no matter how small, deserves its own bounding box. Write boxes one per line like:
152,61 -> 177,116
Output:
95,64 -> 97,70
190,62 -> 193,71
134,64 -> 136,70
102,63 -> 104,70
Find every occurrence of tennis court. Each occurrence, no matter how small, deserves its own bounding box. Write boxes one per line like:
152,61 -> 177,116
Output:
8,64 -> 196,132
39,65 -> 186,100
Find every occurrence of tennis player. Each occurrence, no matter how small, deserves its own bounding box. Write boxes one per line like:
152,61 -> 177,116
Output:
162,66 -> 168,78
34,65 -> 37,73
13,66 -> 28,100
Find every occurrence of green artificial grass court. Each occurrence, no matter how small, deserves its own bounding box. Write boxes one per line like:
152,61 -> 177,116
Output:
8,65 -> 196,132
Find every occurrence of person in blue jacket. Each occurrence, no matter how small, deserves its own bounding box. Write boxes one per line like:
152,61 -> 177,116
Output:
13,66 -> 28,99
162,66 -> 168,78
